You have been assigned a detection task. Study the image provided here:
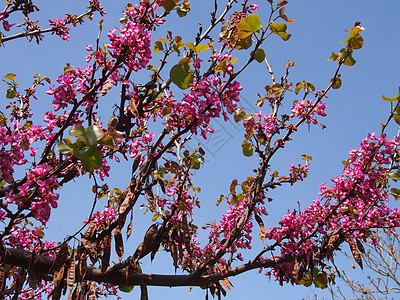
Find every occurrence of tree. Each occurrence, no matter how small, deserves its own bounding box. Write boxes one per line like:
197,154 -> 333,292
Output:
1,0 -> 400,299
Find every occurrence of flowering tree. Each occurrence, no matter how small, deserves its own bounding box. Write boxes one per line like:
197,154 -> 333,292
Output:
1,0 -> 400,299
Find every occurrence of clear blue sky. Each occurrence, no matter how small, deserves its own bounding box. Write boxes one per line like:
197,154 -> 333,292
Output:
2,1 -> 400,299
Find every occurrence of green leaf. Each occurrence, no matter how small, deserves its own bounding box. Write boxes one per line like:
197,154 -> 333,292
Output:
6,88 -> 17,99
314,273 -> 328,289
119,285 -> 134,293
69,125 -> 86,139
331,75 -> 342,89
235,35 -> 253,50
388,171 -> 400,181
243,113 -> 253,121
391,188 -> 400,200
195,44 -> 210,53
234,109 -> 246,123
270,22 -> 291,41
86,125 -> 105,146
346,25 -> 366,35
77,145 -> 96,158
237,14 -> 261,39
162,106 -> 172,117
393,114 -> 400,125
382,88 -> 400,103
343,53 -> 356,66
4,73 -> 16,81
69,125 -> 104,146
162,0 -> 178,13
215,59 -> 227,72
328,52 -> 340,62
56,141 -> 73,154
242,142 -> 253,157
76,146 -> 103,172
176,0 -> 190,17
190,154 -> 204,169
186,42 -> 196,52
252,48 -> 265,63
154,41 -> 164,53
98,135 -> 116,150
295,82 -> 304,95
341,34 -> 364,50
170,63 -> 193,89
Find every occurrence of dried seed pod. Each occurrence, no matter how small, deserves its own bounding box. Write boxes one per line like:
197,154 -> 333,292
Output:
67,252 -> 76,292
101,233 -> 111,272
114,228 -> 124,262
347,238 -> 363,269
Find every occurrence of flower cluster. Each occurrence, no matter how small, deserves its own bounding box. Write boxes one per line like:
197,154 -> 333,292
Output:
5,163 -> 59,224
107,20 -> 152,72
124,1 -> 165,31
243,110 -> 277,139
267,133 -> 400,280
290,99 -> 327,125
166,75 -> 242,139
85,205 -> 118,228
48,17 -> 70,41
4,223 -> 57,257
46,65 -> 94,111
0,119 -> 55,184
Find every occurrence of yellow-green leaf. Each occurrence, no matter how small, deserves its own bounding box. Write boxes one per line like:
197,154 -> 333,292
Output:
270,22 -> 291,41
391,188 -> 400,200
163,0 -> 179,13
237,14 -> 261,39
4,73 -> 16,81
252,48 -> 265,63
170,63 -> 193,89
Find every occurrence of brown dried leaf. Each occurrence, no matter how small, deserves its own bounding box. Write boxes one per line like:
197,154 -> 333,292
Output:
254,214 -> 266,243
114,228 -> 124,262
106,115 -> 118,132
67,252 -> 76,291
128,98 -> 139,118
28,270 -> 40,289
101,233 -> 111,272
151,238 -> 161,262
347,238 -> 363,269
217,282 -> 227,297
158,178 -> 166,194
170,242 -> 179,271
217,263 -> 231,291
167,173 -> 177,189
